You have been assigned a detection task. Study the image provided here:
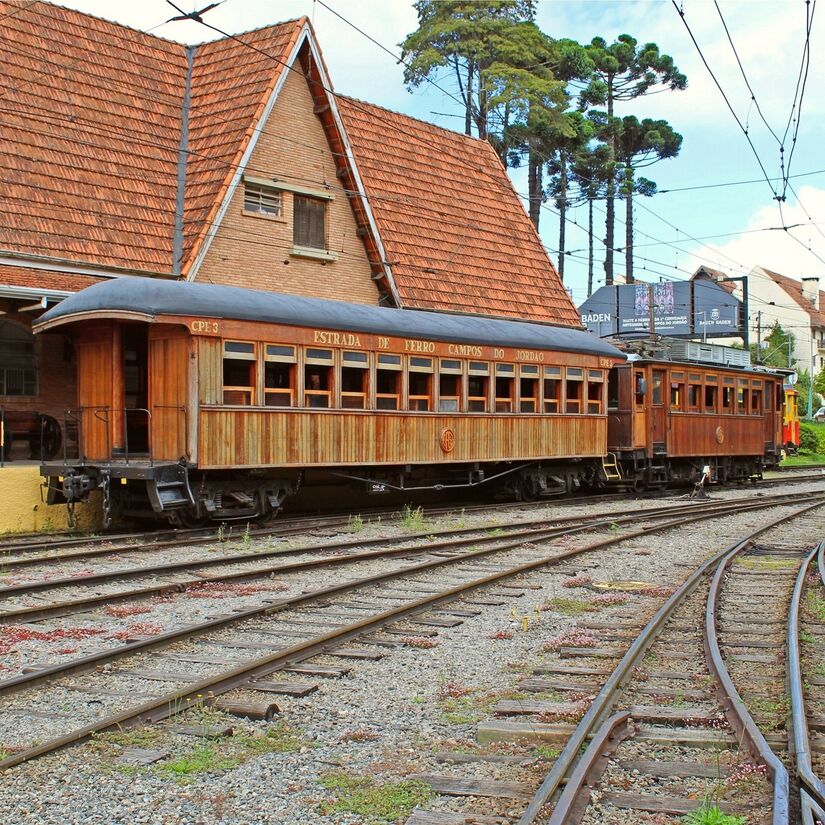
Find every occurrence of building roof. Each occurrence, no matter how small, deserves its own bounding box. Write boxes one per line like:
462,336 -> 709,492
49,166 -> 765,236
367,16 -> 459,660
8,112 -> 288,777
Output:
692,266 -> 737,295
758,267 -> 825,327
35,279 -> 622,358
0,1 -> 578,327
338,97 -> 579,326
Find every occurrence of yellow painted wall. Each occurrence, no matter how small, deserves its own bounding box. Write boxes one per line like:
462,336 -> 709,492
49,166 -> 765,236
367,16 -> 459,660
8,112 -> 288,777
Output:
0,466 -> 101,534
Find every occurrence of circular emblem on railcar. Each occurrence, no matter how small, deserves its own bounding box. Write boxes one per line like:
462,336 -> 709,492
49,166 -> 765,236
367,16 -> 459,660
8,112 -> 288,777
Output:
439,428 -> 456,453
715,426 -> 725,444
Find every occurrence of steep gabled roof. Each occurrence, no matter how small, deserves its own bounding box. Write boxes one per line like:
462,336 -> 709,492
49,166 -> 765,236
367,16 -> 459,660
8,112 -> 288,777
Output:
0,0 -> 185,273
692,265 -> 737,295
338,96 -> 579,326
758,266 -> 825,327
183,19 -> 307,272
0,2 -> 578,326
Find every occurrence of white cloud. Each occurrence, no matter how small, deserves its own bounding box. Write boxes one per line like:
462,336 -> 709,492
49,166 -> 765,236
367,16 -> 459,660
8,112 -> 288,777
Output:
683,184 -> 825,278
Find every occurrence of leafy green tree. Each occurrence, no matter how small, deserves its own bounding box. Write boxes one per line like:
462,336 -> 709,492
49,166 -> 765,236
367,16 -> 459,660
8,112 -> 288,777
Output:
813,365 -> 825,401
546,111 -> 593,281
614,116 -> 682,283
580,35 -> 686,286
502,38 -> 592,231
400,0 -> 542,139
754,322 -> 795,368
571,143 -> 611,296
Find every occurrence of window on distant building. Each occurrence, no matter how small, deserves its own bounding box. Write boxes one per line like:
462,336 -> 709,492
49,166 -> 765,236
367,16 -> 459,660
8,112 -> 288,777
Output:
243,184 -> 282,217
293,195 -> 326,249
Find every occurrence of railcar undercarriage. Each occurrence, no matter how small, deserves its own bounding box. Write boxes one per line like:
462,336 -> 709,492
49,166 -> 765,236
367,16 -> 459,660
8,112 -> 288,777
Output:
607,451 -> 776,491
42,457 -> 604,527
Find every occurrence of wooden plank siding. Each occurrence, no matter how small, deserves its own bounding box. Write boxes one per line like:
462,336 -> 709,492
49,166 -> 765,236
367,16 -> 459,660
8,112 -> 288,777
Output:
148,325 -> 190,461
75,322 -> 115,460
667,414 -> 765,457
198,409 -> 605,469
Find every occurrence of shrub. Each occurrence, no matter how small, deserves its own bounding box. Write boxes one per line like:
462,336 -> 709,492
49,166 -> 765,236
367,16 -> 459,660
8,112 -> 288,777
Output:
799,423 -> 820,454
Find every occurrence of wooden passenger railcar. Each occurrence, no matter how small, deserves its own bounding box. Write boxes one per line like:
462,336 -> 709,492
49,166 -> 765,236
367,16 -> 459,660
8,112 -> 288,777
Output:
607,356 -> 784,486
35,280 -> 625,524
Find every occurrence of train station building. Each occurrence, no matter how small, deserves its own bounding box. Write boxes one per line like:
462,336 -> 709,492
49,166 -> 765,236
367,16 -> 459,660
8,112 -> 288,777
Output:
0,1 -> 577,528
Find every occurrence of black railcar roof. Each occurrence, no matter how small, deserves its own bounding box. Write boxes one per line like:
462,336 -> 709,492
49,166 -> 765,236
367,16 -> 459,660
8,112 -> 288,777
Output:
35,279 -> 624,359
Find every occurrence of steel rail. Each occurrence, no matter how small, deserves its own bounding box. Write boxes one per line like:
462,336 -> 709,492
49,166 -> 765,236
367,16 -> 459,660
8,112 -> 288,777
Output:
0,496 -> 802,625
0,497 -> 721,579
0,500 -> 762,700
789,541 -> 825,812
518,498 -> 825,824
704,529 -> 807,825
2,497 -> 810,771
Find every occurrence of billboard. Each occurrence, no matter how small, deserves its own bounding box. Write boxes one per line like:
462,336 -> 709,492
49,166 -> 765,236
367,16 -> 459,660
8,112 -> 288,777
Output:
579,278 -> 741,339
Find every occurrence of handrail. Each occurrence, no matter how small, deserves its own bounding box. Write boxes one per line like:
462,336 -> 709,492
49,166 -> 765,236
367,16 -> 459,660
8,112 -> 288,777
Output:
789,541 -> 825,811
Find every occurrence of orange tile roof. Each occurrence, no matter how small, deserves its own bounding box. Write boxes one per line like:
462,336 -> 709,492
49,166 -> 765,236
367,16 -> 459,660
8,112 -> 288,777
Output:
0,3 -> 577,326
760,267 -> 825,327
0,1 -> 185,273
692,265 -> 737,295
338,96 -> 579,326
183,19 -> 306,271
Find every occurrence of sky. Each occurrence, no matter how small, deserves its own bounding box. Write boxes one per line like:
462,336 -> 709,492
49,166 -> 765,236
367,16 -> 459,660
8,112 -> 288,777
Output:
52,0 -> 825,306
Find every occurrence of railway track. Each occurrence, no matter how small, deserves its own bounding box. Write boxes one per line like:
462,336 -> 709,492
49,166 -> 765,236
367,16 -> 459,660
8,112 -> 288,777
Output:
1,470 -> 820,572
789,540 -> 825,825
508,501 -> 825,825
1,493 -> 817,776
0,493 -> 812,628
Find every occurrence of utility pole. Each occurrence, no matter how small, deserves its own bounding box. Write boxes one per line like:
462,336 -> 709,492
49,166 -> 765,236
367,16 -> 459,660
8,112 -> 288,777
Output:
756,311 -> 762,364
809,335 -> 815,420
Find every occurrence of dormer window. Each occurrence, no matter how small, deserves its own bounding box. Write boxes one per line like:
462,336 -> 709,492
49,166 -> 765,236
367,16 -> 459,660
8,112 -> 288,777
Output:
243,183 -> 282,217
293,194 -> 326,250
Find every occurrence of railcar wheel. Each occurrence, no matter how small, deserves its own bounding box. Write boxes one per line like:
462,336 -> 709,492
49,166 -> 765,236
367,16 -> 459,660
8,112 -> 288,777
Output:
36,415 -> 62,460
518,476 -> 540,502
168,508 -> 210,529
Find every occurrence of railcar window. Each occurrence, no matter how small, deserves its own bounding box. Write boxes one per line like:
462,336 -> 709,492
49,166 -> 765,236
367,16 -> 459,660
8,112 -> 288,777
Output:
607,369 -> 619,410
544,366 -> 562,413
468,362 -> 489,412
633,371 -> 646,406
751,388 -> 763,415
775,383 -> 782,411
222,341 -> 256,405
722,385 -> 734,412
264,345 -> 296,407
687,373 -> 701,412
704,377 -> 718,413
737,382 -> 749,414
438,359 -> 463,412
304,348 -> 334,408
408,356 -> 433,411
567,368 -> 584,414
587,382 -> 603,414
495,364 -> 515,412
341,351 -> 369,409
651,372 -> 663,406
519,365 -> 539,413
376,354 -> 401,410
670,371 -> 685,410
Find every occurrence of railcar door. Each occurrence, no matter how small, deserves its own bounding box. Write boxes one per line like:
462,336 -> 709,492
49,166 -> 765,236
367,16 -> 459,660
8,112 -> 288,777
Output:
632,367 -> 649,453
148,325 -> 191,462
650,369 -> 666,453
763,380 -> 777,451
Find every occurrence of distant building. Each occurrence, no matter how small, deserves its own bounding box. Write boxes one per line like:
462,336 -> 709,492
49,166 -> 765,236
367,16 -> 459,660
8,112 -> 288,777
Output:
696,265 -> 825,373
